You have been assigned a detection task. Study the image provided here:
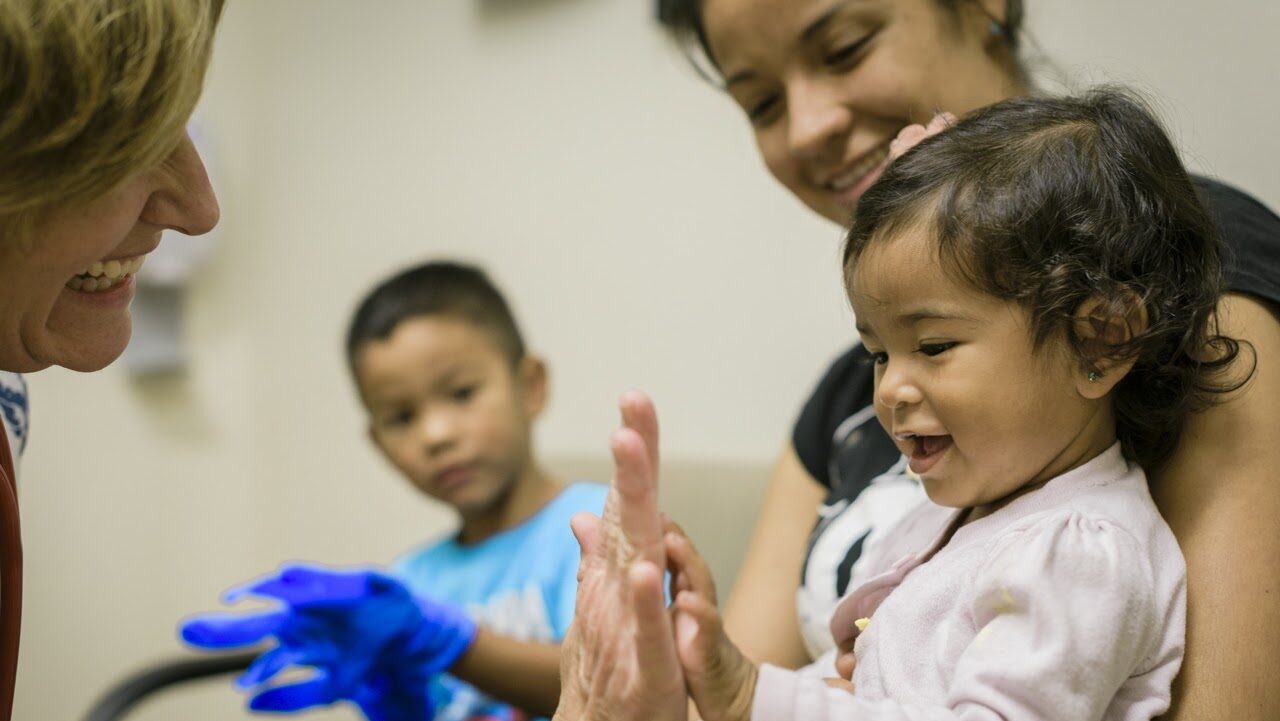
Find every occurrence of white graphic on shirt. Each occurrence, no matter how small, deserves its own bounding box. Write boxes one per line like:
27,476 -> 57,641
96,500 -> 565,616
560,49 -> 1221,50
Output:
469,582 -> 556,642
797,457 -> 926,659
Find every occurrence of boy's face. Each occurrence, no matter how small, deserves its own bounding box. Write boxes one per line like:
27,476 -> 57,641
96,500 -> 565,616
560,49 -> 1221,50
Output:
847,226 -> 1113,511
355,315 -> 546,519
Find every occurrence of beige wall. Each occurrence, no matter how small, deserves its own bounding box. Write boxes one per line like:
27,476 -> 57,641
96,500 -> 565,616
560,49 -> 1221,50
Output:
15,1 -> 1278,719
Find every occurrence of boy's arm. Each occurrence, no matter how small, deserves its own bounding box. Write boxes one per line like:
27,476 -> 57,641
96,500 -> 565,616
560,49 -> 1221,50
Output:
450,629 -> 562,718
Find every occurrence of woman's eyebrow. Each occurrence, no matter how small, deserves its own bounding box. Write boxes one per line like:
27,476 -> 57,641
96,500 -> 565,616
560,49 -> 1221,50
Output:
801,0 -> 859,42
724,0 -> 867,87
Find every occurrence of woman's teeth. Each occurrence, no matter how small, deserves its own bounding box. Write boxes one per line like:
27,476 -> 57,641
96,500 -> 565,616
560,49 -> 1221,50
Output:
66,256 -> 146,292
828,143 -> 891,192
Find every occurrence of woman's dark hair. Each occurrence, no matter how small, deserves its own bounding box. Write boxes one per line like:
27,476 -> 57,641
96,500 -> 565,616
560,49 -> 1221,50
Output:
346,261 -> 526,372
843,88 -> 1249,471
658,0 -> 1025,84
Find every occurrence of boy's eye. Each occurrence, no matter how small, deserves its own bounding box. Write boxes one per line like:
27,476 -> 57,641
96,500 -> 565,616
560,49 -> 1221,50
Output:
384,409 -> 414,427
918,342 -> 956,357
451,384 -> 478,403
748,94 -> 781,125
866,351 -> 888,365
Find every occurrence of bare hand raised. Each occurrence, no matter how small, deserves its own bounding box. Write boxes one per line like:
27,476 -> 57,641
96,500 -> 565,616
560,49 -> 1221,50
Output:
554,392 -> 687,721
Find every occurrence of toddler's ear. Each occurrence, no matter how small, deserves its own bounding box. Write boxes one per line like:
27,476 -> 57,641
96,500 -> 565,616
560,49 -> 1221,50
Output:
517,356 -> 549,418
1071,294 -> 1148,399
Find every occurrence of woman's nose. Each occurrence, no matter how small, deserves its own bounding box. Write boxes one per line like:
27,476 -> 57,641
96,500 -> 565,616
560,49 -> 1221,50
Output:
141,133 -> 220,236
786,77 -> 852,161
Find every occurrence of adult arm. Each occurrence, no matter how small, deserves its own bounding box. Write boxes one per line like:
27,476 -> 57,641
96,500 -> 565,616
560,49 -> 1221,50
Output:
1155,293 -> 1280,720
721,444 -> 825,669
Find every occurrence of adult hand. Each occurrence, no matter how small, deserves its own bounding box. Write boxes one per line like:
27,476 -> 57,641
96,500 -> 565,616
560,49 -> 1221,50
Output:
180,563 -> 477,721
554,391 -> 687,721
888,112 -> 957,162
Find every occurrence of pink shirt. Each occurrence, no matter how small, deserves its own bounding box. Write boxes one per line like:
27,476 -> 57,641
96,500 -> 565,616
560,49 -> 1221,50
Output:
754,444 -> 1185,721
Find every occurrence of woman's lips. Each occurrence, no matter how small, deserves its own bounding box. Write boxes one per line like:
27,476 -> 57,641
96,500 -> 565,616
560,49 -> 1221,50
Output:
825,139 -> 894,207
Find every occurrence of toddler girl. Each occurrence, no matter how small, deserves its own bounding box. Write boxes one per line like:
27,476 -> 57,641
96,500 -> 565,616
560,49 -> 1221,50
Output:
666,89 -> 1249,721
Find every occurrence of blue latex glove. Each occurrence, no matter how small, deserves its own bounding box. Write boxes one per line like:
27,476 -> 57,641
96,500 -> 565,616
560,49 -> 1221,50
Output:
180,563 -> 477,721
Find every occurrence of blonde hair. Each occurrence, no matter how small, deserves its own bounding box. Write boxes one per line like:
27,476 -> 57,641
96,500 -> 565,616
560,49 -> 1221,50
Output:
0,0 -> 224,234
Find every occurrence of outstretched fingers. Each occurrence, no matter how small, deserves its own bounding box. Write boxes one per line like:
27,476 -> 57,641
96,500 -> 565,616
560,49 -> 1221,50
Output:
607,420 -> 664,568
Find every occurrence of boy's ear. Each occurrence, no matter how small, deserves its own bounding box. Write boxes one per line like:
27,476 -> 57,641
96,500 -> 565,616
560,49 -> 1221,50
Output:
517,355 -> 549,419
1071,294 -> 1148,400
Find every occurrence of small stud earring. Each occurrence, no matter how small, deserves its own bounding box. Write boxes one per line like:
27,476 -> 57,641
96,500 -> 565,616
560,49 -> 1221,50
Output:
1087,371 -> 1101,382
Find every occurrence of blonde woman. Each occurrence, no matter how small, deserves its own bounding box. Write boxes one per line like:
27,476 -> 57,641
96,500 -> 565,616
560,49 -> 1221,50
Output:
0,1 -> 224,717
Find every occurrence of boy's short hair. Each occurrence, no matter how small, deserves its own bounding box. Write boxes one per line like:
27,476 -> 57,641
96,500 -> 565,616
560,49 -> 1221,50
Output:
346,261 -> 526,371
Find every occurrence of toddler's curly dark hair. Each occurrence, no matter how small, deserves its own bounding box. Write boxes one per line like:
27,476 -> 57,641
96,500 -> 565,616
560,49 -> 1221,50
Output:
844,88 -> 1251,471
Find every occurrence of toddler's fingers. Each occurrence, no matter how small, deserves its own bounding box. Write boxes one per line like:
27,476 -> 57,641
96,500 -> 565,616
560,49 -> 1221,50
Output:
836,650 -> 857,682
822,677 -> 855,694
665,527 -> 718,606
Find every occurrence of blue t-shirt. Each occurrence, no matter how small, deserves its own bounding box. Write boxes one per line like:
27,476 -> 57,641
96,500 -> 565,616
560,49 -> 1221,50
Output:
391,482 -> 607,721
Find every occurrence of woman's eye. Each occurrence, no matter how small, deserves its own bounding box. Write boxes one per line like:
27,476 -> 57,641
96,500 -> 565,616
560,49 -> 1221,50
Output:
918,342 -> 956,357
823,32 -> 874,68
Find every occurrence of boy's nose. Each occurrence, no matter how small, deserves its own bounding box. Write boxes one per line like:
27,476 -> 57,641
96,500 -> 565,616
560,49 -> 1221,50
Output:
419,414 -> 459,453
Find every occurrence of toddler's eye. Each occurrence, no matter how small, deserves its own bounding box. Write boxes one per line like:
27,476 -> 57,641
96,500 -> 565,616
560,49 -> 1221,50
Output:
918,342 -> 956,357
869,351 -> 889,365
451,384 -> 478,403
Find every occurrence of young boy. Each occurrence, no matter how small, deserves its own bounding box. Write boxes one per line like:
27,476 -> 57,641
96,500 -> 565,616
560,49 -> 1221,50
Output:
182,261 -> 606,721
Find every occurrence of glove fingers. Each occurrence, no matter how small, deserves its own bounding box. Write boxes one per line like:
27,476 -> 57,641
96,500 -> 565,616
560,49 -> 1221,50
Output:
231,564 -> 374,607
248,673 -> 337,713
180,609 -> 288,649
237,646 -> 309,689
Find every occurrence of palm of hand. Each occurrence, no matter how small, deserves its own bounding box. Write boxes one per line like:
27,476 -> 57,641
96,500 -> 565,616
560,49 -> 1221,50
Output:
555,393 -> 687,721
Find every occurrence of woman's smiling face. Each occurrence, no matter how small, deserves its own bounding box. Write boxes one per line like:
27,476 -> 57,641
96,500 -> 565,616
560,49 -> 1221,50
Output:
0,134 -> 219,373
701,0 -> 1024,224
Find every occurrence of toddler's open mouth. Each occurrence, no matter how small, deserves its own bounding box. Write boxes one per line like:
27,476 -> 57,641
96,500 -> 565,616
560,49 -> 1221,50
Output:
896,433 -> 953,475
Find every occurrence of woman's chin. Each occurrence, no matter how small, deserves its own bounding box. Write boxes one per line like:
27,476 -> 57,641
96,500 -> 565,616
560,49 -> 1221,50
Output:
40,320 -> 132,372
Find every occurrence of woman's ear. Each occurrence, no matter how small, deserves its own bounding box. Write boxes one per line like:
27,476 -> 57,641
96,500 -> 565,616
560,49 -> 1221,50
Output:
1072,295 -> 1148,400
517,355 -> 549,419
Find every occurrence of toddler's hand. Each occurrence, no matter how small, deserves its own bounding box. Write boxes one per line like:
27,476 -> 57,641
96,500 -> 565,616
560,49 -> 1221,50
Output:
888,112 -> 957,162
664,519 -> 758,721
835,637 -> 857,682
